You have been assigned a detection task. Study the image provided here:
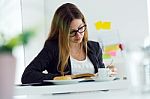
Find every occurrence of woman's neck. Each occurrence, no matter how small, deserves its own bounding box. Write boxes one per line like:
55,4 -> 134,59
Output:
70,43 -> 82,52
70,43 -> 86,61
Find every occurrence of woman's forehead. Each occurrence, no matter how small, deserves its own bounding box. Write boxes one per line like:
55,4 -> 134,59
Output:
70,19 -> 83,30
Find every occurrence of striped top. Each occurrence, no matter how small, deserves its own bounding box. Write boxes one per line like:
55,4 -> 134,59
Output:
70,56 -> 94,74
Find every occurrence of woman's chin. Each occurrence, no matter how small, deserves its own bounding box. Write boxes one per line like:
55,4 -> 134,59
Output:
74,39 -> 82,43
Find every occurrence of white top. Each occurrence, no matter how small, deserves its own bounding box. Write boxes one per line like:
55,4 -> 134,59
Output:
70,56 -> 95,74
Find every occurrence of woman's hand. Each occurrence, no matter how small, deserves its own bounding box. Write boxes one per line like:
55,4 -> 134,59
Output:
106,65 -> 117,77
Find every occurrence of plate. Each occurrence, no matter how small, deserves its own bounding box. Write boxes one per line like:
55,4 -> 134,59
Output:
92,77 -> 116,82
43,79 -> 84,85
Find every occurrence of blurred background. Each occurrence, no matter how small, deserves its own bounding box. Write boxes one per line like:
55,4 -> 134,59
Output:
0,0 -> 150,84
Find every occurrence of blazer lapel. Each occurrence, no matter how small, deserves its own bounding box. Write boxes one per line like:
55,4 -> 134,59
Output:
87,48 -> 98,73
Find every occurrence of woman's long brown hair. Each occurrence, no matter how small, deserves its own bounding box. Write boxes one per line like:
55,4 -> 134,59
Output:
47,3 -> 88,75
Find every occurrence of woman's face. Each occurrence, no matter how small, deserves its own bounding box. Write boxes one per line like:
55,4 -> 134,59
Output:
69,19 -> 86,44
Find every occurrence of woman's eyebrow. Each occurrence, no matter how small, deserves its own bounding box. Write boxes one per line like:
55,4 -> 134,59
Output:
70,23 -> 84,30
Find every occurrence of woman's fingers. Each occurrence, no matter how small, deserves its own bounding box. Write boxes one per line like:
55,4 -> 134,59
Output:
107,65 -> 118,76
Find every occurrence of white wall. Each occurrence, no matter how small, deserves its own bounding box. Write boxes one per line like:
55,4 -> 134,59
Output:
45,0 -> 149,49
147,0 -> 150,34
21,0 -> 46,66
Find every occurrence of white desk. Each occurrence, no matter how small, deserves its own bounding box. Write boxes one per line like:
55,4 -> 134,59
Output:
14,88 -> 150,99
13,80 -> 150,99
14,89 -> 150,99
14,80 -> 128,95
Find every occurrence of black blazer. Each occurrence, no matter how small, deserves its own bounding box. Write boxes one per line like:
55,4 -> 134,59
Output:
21,40 -> 105,84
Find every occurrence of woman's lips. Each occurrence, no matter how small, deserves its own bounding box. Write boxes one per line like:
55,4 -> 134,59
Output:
74,38 -> 81,41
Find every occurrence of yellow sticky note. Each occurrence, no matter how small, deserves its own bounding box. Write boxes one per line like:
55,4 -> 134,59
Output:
95,21 -> 111,30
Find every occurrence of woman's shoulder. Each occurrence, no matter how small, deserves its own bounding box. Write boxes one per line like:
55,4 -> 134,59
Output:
44,39 -> 58,49
87,40 -> 101,51
87,40 -> 99,46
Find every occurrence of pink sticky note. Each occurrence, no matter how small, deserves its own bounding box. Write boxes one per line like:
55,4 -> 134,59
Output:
107,51 -> 116,56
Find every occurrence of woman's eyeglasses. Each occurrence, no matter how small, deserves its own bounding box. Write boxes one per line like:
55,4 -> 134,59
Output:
70,25 -> 86,37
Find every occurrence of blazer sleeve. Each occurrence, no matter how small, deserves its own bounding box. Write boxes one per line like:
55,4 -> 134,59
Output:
21,41 -> 60,84
96,42 -> 105,68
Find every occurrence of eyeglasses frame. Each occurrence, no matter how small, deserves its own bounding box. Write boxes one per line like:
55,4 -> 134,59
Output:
69,24 -> 87,37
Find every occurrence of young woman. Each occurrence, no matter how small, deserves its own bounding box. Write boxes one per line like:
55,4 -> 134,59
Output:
21,3 -> 116,84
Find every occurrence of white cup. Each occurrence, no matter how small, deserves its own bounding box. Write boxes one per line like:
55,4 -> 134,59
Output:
97,68 -> 111,80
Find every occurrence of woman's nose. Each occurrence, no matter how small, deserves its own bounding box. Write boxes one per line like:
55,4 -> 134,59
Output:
75,32 -> 81,37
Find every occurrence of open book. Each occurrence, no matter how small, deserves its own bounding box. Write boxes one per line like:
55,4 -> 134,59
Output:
71,73 -> 96,79
53,73 -> 96,80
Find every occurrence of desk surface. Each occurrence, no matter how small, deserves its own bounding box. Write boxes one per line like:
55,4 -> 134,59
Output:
14,80 -> 150,99
14,80 -> 128,95
14,88 -> 150,99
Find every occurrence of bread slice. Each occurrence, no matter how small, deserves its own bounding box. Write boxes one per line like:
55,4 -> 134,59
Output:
53,73 -> 95,80
71,73 -> 95,79
53,76 -> 72,80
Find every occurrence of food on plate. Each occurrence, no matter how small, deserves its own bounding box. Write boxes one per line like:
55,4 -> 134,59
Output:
53,73 -> 96,80
53,76 -> 72,80
71,73 -> 96,79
